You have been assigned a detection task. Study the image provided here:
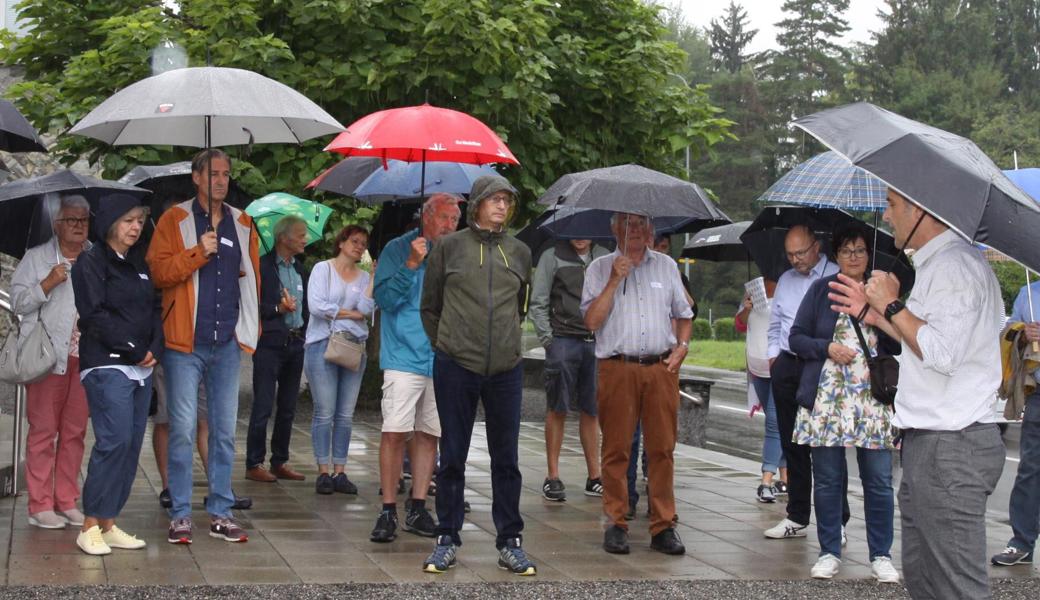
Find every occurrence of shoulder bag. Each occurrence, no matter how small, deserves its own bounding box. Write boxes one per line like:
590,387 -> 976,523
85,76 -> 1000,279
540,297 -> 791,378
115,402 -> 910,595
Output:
850,318 -> 898,406
0,310 -> 57,384
322,261 -> 365,371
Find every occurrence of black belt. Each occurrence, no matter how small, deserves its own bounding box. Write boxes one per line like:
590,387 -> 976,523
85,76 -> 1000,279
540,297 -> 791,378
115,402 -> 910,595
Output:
606,352 -> 670,365
557,333 -> 595,343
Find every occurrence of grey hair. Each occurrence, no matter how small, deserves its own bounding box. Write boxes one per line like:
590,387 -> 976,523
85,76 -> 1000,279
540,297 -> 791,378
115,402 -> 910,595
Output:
609,211 -> 655,236
273,215 -> 306,242
423,192 -> 462,215
44,192 -> 89,224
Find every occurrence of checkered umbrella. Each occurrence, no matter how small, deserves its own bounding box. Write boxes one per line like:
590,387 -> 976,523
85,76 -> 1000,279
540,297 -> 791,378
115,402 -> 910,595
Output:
756,151 -> 887,211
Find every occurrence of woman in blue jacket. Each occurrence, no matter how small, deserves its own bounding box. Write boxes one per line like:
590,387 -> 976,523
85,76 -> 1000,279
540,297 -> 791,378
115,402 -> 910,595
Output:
70,194 -> 163,556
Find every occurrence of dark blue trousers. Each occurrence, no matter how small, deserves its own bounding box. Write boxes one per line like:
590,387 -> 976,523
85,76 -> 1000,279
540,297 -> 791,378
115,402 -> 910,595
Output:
247,336 -> 305,468
81,369 -> 151,519
433,352 -> 524,549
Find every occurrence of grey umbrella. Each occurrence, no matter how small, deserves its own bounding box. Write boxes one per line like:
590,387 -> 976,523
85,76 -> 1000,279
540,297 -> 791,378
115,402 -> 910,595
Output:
0,99 -> 47,152
793,102 -> 1040,271
305,157 -> 386,197
681,221 -> 751,263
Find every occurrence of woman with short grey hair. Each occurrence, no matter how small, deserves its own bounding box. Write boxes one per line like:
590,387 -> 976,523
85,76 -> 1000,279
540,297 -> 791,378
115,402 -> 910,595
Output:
10,192 -> 91,529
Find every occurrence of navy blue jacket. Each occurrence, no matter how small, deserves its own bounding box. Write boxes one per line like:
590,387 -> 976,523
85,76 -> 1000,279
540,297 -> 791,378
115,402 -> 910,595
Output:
788,274 -> 900,408
257,251 -> 308,349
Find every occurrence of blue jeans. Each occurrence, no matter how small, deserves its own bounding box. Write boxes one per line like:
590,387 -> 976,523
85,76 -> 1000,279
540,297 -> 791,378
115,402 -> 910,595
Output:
753,375 -> 786,474
164,340 -> 241,519
81,369 -> 151,519
1009,392 -> 1040,553
304,337 -> 366,466
812,445 -> 894,559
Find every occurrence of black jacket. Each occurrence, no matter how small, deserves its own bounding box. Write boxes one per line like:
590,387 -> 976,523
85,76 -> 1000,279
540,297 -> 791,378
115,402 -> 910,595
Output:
258,251 -> 309,348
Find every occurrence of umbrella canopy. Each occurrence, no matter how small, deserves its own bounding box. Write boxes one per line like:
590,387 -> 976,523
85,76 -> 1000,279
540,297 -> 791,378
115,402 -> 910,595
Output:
681,221 -> 752,262
0,170 -> 150,258
793,101 -> 1040,271
118,161 -> 251,211
0,99 -> 47,152
536,164 -> 731,230
741,205 -> 915,294
245,192 -> 333,255
756,151 -> 887,211
1004,168 -> 1040,202
351,160 -> 498,204
306,157 -> 387,196
514,207 -> 614,267
324,104 -> 518,165
69,67 -> 345,147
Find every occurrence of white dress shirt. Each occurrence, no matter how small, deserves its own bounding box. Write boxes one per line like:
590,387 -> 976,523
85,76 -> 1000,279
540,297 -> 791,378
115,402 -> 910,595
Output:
767,255 -> 838,359
893,229 -> 1003,430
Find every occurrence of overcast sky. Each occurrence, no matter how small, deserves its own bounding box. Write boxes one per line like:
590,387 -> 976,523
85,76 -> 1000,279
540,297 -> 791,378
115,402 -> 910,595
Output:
674,0 -> 886,54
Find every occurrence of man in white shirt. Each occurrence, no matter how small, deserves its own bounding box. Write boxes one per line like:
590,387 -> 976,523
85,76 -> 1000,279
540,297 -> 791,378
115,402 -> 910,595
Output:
829,188 -> 1006,600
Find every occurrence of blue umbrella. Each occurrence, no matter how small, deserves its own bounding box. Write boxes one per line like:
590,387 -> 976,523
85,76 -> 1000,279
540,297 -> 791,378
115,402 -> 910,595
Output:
352,160 -> 499,203
1004,168 -> 1040,202
757,151 -> 887,211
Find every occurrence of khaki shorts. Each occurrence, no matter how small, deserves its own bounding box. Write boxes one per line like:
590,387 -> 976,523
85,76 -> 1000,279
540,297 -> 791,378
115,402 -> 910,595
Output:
381,370 -> 440,436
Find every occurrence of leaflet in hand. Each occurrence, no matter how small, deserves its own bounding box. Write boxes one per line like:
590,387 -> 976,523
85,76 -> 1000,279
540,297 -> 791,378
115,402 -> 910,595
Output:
744,276 -> 767,310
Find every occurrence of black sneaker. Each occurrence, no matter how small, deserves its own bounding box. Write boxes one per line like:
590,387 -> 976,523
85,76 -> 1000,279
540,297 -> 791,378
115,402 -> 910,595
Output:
584,478 -> 604,497
542,478 -> 566,501
370,510 -> 398,543
463,500 -> 471,513
333,473 -> 358,494
603,525 -> 630,554
773,480 -> 788,496
403,506 -> 437,537
650,527 -> 685,555
316,473 -> 334,495
992,545 -> 1033,566
159,488 -> 172,509
202,491 -> 252,510
756,484 -> 776,503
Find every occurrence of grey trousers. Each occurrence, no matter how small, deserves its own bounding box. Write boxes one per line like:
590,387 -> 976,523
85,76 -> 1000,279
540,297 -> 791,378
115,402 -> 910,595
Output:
900,423 -> 1005,600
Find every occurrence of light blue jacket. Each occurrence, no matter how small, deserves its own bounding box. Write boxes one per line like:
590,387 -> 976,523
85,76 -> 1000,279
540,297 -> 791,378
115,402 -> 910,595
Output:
374,229 -> 432,377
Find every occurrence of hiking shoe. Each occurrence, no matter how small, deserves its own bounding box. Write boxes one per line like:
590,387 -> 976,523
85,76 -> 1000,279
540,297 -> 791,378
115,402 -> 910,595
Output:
992,545 -> 1034,566
28,510 -> 67,529
773,480 -> 788,495
422,535 -> 458,573
756,484 -> 776,503
584,477 -> 604,497
167,517 -> 193,544
650,527 -> 686,555
542,478 -> 566,501
498,537 -> 537,575
370,510 -> 398,543
76,525 -> 112,556
316,473 -> 334,495
102,525 -> 146,549
872,556 -> 901,583
158,488 -> 172,509
209,517 -> 248,542
764,518 -> 808,539
333,473 -> 358,494
811,554 -> 841,579
403,505 -> 437,537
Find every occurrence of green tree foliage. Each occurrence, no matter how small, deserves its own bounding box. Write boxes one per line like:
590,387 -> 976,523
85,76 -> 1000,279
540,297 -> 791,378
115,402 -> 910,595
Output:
709,1 -> 758,74
992,261 -> 1029,314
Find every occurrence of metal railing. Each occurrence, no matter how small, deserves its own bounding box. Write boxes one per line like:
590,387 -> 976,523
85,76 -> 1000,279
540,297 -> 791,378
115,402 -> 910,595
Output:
0,288 -> 25,496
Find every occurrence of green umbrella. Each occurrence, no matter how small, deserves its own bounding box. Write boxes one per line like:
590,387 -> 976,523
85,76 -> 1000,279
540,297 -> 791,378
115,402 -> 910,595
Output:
245,192 -> 332,255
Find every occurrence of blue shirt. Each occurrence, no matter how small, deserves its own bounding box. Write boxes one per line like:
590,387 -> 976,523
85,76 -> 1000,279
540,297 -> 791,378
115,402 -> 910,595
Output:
276,255 -> 304,329
192,200 -> 241,344
767,255 -> 838,358
373,229 -> 433,377
1010,280 -> 1040,383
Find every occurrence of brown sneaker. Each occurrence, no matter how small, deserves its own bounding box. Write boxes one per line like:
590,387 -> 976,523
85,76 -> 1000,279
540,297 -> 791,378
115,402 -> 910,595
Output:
209,517 -> 248,542
271,464 -> 306,481
245,466 -> 277,483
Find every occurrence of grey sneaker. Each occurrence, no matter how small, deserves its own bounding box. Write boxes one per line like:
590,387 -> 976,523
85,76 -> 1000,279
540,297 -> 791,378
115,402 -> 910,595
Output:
542,478 -> 566,501
498,537 -> 537,575
992,545 -> 1033,566
167,517 -> 192,544
422,535 -> 458,573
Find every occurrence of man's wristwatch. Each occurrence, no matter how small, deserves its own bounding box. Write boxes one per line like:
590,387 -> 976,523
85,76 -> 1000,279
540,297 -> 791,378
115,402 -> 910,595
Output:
884,300 -> 906,321
679,340 -> 689,348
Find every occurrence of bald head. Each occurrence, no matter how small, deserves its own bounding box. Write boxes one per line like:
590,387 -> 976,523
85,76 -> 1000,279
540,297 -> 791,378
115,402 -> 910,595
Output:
784,224 -> 820,275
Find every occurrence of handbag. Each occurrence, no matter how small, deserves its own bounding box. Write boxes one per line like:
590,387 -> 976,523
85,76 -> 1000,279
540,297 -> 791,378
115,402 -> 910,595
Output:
0,310 -> 57,384
321,261 -> 366,371
850,318 -> 898,406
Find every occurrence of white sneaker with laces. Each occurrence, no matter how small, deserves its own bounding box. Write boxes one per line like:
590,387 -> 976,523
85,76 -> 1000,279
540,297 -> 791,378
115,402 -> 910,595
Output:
59,508 -> 85,527
811,553 -> 841,579
76,525 -> 112,556
764,517 -> 808,539
28,510 -> 67,529
102,525 -> 147,549
871,556 -> 900,583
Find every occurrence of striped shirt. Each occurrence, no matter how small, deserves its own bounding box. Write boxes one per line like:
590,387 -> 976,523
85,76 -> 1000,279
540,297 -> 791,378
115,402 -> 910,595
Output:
581,249 -> 693,359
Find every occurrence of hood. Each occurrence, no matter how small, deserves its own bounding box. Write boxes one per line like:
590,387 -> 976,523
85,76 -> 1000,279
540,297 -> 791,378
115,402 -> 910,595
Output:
94,193 -> 145,241
467,173 -> 518,225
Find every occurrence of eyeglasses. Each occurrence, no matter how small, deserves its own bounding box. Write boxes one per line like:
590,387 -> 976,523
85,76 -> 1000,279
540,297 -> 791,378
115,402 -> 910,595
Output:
837,247 -> 869,259
785,242 -> 816,261
486,194 -> 514,206
56,217 -> 89,227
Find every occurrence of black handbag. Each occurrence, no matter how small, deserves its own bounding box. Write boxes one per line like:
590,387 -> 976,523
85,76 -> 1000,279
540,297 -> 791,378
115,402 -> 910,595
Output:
850,318 -> 898,406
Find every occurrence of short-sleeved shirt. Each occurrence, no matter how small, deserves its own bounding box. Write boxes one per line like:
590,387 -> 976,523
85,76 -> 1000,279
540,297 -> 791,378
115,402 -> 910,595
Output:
580,249 -> 693,359
192,200 -> 241,344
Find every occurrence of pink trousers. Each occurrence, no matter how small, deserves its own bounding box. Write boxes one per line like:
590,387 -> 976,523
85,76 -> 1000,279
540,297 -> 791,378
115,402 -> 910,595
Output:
25,356 -> 89,515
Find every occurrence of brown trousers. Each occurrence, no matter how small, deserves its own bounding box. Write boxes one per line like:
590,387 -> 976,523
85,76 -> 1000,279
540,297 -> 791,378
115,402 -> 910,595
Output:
597,358 -> 678,535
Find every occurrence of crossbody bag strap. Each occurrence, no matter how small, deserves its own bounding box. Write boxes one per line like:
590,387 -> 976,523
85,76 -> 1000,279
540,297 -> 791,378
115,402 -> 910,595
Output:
849,317 -> 873,359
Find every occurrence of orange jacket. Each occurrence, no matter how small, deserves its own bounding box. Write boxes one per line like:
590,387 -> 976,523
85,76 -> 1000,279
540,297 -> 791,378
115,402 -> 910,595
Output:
145,199 -> 261,354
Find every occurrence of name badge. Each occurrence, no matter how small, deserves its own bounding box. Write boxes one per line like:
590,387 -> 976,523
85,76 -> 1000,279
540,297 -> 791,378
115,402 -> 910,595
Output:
220,237 -> 234,248
296,284 -> 303,291
650,281 -> 663,289
139,273 -> 149,280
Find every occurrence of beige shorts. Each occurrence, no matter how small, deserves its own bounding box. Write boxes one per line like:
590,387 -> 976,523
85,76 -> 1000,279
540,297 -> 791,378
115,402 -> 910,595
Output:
381,370 -> 440,436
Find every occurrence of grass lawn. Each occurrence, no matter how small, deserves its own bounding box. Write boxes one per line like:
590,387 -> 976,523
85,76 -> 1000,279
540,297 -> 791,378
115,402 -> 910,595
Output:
684,340 -> 746,371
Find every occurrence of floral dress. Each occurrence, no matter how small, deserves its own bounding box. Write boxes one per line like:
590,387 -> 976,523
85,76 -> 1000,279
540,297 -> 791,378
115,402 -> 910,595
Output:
794,313 -> 897,449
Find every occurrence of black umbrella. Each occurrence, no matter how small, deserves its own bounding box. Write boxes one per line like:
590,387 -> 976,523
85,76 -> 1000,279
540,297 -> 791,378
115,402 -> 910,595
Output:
119,161 -> 251,211
0,170 -> 150,258
0,99 -> 47,153
305,157 -> 386,197
681,221 -> 752,262
741,206 -> 915,294
793,101 -> 1040,271
515,207 -> 616,266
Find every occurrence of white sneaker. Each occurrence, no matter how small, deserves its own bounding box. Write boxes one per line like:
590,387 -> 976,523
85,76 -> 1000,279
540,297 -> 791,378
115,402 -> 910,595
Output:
76,525 -> 112,556
841,525 -> 847,546
871,556 -> 901,583
58,508 -> 85,527
811,553 -> 841,579
102,525 -> 147,549
764,518 -> 808,539
28,511 -> 67,529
